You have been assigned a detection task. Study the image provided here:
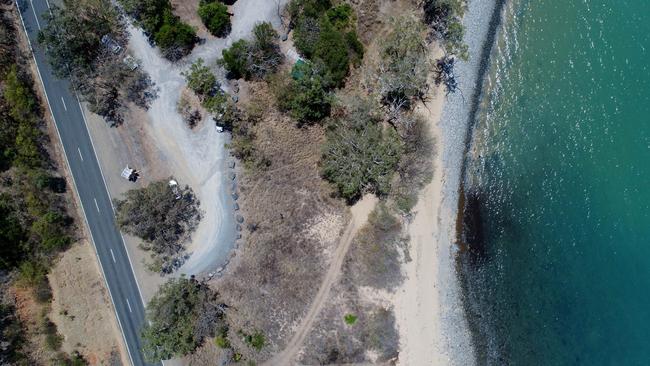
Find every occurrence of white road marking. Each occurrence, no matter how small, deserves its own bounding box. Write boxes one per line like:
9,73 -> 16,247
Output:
77,147 -> 83,161
29,0 -> 41,30
45,0 -> 51,10
126,299 -> 132,313
14,5 -> 137,366
61,97 -> 67,111
110,248 -> 116,263
94,198 -> 100,212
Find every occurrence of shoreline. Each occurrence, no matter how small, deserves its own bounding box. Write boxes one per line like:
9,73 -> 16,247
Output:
395,0 -> 503,364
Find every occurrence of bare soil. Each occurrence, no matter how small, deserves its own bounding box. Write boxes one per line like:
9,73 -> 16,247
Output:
49,242 -> 126,366
213,82 -> 349,363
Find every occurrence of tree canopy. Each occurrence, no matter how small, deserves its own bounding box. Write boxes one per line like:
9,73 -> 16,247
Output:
198,1 -> 231,37
377,15 -> 431,114
182,58 -> 217,97
289,1 -> 363,87
275,61 -> 333,123
422,0 -> 468,60
219,22 -> 283,80
120,0 -> 197,61
321,98 -> 403,201
114,180 -> 201,274
141,277 -> 226,362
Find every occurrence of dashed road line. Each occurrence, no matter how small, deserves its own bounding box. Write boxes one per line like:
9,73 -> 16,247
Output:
126,299 -> 132,313
29,0 -> 40,30
61,97 -> 67,111
77,147 -> 83,161
110,248 -> 116,263
94,198 -> 100,212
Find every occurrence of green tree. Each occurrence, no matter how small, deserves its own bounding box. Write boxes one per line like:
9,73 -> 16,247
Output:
220,39 -> 249,79
219,22 -> 283,80
114,180 -> 201,273
289,0 -> 363,86
141,277 -> 225,362
377,15 -> 431,113
422,0 -> 468,60
322,98 -> 403,201
39,2 -> 118,77
182,58 -> 217,97
198,1 -> 231,37
276,61 -> 332,123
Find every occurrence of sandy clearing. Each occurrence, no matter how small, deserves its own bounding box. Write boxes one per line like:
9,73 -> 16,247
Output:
265,194 -> 378,366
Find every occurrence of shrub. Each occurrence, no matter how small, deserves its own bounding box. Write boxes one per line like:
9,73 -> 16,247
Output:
344,313 -> 358,325
114,180 -> 201,273
274,61 -> 332,123
289,0 -> 363,86
141,277 -> 226,362
219,22 -> 283,80
182,58 -> 217,97
348,204 -> 404,290
321,98 -> 403,201
240,330 -> 265,351
198,1 -> 231,37
377,15 -> 430,114
215,334 -> 231,349
422,0 -> 468,60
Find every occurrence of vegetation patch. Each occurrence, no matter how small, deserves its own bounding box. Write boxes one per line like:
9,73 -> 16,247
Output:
273,60 -> 333,124
347,204 -> 404,290
288,0 -> 363,87
114,179 -> 201,274
141,277 -> 226,362
120,0 -> 197,61
198,0 -> 231,37
344,313 -> 357,325
321,97 -> 403,202
39,0 -> 156,126
219,22 -> 284,80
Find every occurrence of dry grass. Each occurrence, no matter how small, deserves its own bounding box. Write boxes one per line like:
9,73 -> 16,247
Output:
215,81 -> 347,362
49,242 -> 125,365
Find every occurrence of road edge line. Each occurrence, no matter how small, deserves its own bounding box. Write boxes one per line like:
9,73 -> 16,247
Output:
14,2 -> 137,365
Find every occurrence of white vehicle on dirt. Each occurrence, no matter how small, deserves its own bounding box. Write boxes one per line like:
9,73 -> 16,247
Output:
168,179 -> 182,200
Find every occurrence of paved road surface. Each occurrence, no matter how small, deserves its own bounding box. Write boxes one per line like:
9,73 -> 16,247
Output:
15,1 -> 158,365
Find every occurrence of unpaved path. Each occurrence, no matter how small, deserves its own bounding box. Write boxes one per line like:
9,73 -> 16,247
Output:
265,195 -> 378,365
120,0 -> 289,277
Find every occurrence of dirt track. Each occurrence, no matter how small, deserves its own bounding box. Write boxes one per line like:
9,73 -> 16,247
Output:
265,195 -> 378,365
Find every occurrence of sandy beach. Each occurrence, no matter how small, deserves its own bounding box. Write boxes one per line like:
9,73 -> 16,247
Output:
394,0 -> 500,364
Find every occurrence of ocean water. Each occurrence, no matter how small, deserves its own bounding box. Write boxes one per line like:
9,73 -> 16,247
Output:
458,0 -> 650,364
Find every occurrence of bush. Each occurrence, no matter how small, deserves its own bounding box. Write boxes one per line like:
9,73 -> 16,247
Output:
120,0 -> 197,61
377,15 -> 430,114
274,61 -> 332,123
422,0 -> 468,60
141,277 -> 226,362
348,204 -> 404,290
240,330 -> 265,351
182,58 -> 217,97
114,180 -> 201,273
219,22 -> 283,80
198,1 -> 231,37
344,313 -> 358,325
321,98 -> 403,201
289,1 -> 363,86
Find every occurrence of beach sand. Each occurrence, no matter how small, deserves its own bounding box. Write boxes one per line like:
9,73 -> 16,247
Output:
394,0 -> 500,364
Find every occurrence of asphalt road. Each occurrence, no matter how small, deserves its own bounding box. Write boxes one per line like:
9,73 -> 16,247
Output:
16,1 -> 158,365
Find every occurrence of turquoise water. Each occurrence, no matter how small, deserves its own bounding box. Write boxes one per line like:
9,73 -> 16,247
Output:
459,0 -> 650,364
